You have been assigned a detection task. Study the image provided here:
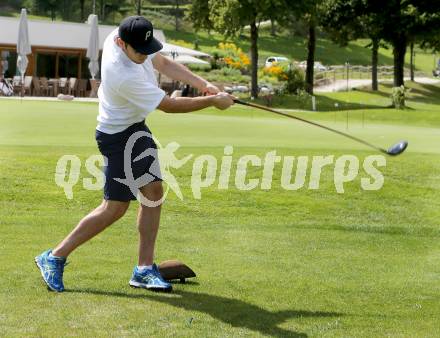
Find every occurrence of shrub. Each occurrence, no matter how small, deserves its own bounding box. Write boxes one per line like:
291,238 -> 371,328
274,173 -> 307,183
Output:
187,63 -> 211,72
391,86 -> 409,109
263,65 -> 286,79
210,50 -> 227,70
217,42 -> 250,72
191,68 -> 250,84
219,67 -> 242,77
281,66 -> 305,94
295,89 -> 312,105
263,64 -> 305,94
258,73 -> 281,85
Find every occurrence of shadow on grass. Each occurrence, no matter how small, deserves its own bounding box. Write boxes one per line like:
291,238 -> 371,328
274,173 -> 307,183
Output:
379,82 -> 440,105
67,288 -> 342,337
407,83 -> 440,105
355,87 -> 392,99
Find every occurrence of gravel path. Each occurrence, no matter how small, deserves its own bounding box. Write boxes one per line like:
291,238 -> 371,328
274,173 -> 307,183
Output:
315,77 -> 440,92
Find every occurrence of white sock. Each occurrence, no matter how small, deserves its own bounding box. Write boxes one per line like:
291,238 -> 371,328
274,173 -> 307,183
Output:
137,265 -> 153,272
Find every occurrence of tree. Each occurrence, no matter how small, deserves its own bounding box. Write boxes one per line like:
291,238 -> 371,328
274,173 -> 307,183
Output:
135,0 -> 142,15
305,13 -> 317,95
60,0 -> 72,20
409,40 -> 415,81
173,0 -> 181,31
148,0 -> 189,32
278,0 -> 321,95
188,0 -> 214,34
323,0 -> 440,87
209,0 -> 260,98
371,0 -> 440,86
191,0 -> 280,98
321,0 -> 385,91
34,0 -> 58,20
270,18 -> 276,37
79,0 -> 86,21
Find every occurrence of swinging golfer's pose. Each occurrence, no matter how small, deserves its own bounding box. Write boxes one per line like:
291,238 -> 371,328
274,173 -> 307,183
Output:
35,16 -> 234,292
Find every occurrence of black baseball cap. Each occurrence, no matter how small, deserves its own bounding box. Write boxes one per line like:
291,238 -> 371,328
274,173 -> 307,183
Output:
118,16 -> 163,55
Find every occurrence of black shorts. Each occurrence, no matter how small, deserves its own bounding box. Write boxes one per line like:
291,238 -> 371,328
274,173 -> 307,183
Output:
95,121 -> 162,202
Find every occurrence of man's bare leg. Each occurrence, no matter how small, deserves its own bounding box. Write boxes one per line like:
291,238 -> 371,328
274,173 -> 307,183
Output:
129,181 -> 171,291
52,200 -> 130,258
137,181 -> 163,266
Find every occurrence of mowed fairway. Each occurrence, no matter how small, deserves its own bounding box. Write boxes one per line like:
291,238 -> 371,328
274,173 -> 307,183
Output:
0,90 -> 440,337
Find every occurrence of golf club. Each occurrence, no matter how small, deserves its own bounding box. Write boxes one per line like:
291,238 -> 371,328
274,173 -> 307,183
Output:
233,99 -> 408,156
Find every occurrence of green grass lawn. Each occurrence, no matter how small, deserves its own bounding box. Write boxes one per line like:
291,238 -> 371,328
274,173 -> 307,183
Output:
1,87 -> 440,336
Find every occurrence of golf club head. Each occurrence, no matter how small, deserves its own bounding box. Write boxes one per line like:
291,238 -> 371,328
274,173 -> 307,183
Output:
387,141 -> 408,156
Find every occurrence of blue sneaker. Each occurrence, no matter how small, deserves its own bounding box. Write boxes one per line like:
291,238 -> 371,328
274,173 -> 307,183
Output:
34,250 -> 67,292
129,264 -> 172,292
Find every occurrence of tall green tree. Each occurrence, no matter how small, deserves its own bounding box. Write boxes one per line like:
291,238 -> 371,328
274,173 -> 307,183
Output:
323,0 -> 440,87
305,11 -> 317,95
207,0 -> 281,98
278,0 -> 322,95
79,0 -> 86,21
189,0 -> 279,97
149,0 -> 189,31
321,0 -> 385,90
34,0 -> 58,20
188,0 -> 213,33
371,0 -> 440,86
134,0 -> 142,15
173,0 -> 180,31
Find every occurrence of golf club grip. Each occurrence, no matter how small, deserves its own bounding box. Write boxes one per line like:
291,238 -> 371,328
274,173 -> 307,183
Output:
233,99 -> 387,154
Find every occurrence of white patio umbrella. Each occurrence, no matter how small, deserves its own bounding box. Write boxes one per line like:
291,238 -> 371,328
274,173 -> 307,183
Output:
16,8 -> 31,95
86,14 -> 100,80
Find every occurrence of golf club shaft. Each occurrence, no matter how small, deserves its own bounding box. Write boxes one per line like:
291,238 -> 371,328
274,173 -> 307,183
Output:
234,99 -> 388,155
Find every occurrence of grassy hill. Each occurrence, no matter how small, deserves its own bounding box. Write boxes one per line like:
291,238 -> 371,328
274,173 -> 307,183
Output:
164,28 -> 437,74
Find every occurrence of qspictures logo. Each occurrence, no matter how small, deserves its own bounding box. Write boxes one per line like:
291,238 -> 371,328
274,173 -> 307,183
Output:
55,132 -> 386,206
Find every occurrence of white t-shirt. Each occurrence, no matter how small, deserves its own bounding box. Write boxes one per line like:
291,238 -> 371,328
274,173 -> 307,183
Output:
97,28 -> 166,134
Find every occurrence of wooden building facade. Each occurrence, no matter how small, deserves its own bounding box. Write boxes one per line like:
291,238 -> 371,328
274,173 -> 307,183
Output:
0,16 -> 166,79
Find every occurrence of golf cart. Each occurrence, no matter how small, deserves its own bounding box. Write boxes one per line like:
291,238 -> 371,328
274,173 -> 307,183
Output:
433,58 -> 440,77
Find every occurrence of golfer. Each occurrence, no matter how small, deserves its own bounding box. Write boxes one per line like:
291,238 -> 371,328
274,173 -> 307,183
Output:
35,16 -> 234,292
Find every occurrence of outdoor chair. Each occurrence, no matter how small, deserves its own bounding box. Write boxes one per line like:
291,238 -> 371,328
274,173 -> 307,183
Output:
77,79 -> 88,97
12,75 -> 21,84
39,77 -> 54,96
12,76 -> 21,95
89,79 -> 100,98
32,77 -> 42,96
59,77 -> 68,94
23,76 -> 32,96
159,74 -> 178,94
49,78 -> 59,96
160,82 -> 175,94
68,77 -> 78,96
180,84 -> 197,97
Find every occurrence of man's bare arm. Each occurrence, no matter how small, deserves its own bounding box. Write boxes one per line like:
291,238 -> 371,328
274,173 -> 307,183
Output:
158,92 -> 234,114
152,53 -> 219,94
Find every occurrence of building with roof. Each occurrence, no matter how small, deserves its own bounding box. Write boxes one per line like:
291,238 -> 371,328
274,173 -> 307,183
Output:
0,16 -> 167,79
